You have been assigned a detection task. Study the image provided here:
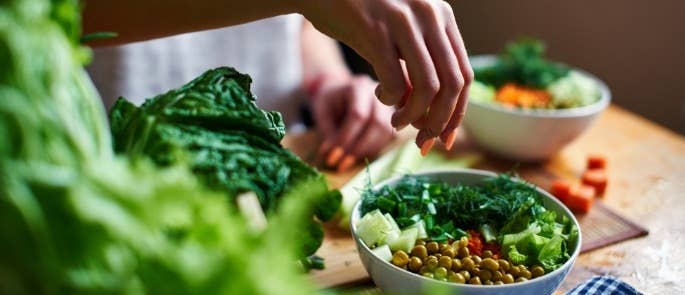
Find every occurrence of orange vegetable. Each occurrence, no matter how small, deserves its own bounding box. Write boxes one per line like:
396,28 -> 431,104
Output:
550,179 -> 572,203
582,169 -> 608,195
496,83 -> 551,108
566,184 -> 596,213
587,155 -> 607,170
467,230 -> 483,256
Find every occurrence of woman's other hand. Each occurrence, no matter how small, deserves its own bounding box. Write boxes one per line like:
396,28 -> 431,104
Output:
309,74 -> 396,172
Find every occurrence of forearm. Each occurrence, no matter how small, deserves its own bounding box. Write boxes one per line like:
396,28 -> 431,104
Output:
83,0 -> 299,46
300,20 -> 351,94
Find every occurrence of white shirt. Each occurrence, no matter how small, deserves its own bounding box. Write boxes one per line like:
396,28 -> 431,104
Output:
87,14 -> 305,126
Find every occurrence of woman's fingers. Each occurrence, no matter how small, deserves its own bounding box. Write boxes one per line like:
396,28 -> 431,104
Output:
388,4 -> 440,131
312,82 -> 347,158
413,1 -> 464,147
369,25 -> 407,107
350,103 -> 395,158
327,78 -> 375,166
439,3 -> 474,144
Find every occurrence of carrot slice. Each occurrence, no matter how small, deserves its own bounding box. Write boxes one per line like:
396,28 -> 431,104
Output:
550,179 -> 572,203
587,155 -> 607,170
565,184 -> 596,213
582,169 -> 608,195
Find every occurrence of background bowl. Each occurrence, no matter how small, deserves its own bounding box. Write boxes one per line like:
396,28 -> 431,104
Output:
463,55 -> 611,161
351,169 -> 582,295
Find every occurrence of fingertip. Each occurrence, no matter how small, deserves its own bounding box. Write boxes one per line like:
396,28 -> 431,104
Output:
420,138 -> 436,156
326,146 -> 344,167
337,155 -> 357,173
443,129 -> 457,151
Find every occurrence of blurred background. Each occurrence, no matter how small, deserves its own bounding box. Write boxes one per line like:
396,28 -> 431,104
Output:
344,0 -> 685,135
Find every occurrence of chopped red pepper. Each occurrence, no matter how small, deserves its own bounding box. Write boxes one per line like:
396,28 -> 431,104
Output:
467,230 -> 483,256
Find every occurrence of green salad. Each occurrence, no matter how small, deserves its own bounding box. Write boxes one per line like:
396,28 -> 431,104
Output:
357,174 -> 578,285
469,39 -> 601,110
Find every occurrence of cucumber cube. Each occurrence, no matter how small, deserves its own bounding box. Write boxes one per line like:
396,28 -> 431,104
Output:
384,213 -> 400,232
388,227 -> 419,253
371,244 -> 393,262
405,220 -> 428,239
356,210 -> 393,247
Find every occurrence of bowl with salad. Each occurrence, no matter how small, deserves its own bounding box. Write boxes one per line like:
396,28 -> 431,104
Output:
463,39 -> 611,161
351,169 -> 581,295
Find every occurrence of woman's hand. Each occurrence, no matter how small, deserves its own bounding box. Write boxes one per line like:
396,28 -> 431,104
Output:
310,74 -> 396,172
298,0 -> 473,153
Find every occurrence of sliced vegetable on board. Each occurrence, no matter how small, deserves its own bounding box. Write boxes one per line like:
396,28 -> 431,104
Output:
582,169 -> 608,195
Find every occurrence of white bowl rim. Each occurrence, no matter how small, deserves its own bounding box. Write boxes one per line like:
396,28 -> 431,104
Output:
467,54 -> 611,119
350,168 -> 583,290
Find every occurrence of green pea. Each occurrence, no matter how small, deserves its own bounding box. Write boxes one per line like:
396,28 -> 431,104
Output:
531,266 -> 545,278
434,267 -> 448,279
497,259 -> 510,272
425,256 -> 439,270
469,277 -> 482,285
481,258 -> 499,272
459,270 -> 471,281
520,269 -> 532,280
438,255 -> 453,270
461,257 -> 475,270
471,255 -> 482,265
482,250 -> 493,258
502,273 -> 515,284
447,272 -> 466,284
426,242 -> 439,254
391,250 -> 409,267
477,269 -> 492,282
409,257 -> 423,272
410,245 -> 428,260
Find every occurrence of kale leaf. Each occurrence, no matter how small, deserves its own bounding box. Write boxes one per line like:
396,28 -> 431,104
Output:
109,67 -> 340,255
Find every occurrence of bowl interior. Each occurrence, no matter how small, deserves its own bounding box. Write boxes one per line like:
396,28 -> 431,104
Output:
468,55 -> 611,118
351,169 -> 582,291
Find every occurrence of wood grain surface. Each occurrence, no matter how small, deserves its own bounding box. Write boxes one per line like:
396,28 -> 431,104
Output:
284,105 -> 685,294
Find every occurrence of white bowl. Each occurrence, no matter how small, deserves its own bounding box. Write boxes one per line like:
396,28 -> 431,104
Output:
463,55 -> 611,161
351,169 -> 581,295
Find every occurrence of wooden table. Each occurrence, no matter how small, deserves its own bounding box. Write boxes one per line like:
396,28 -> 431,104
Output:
284,106 -> 685,294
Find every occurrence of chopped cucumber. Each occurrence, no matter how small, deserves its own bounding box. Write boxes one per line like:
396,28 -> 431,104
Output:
356,210 -> 393,246
371,244 -> 393,262
385,213 -> 400,232
379,228 -> 401,246
388,227 -> 418,253
405,220 -> 428,239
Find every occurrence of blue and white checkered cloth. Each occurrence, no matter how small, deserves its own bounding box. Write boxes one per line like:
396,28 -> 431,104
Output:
567,275 -> 643,295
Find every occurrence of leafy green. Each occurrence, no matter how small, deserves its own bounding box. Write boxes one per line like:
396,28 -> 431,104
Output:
361,174 -> 540,242
506,245 -> 528,266
109,67 -> 340,257
0,0 -> 325,293
474,38 -> 569,89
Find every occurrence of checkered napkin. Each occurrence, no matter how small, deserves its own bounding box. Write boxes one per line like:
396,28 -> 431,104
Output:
567,275 -> 643,295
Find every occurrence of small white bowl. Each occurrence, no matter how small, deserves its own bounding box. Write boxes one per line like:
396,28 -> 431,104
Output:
351,169 -> 581,295
463,55 -> 611,162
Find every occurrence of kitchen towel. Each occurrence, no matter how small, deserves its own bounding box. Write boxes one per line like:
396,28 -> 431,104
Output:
567,275 -> 643,295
